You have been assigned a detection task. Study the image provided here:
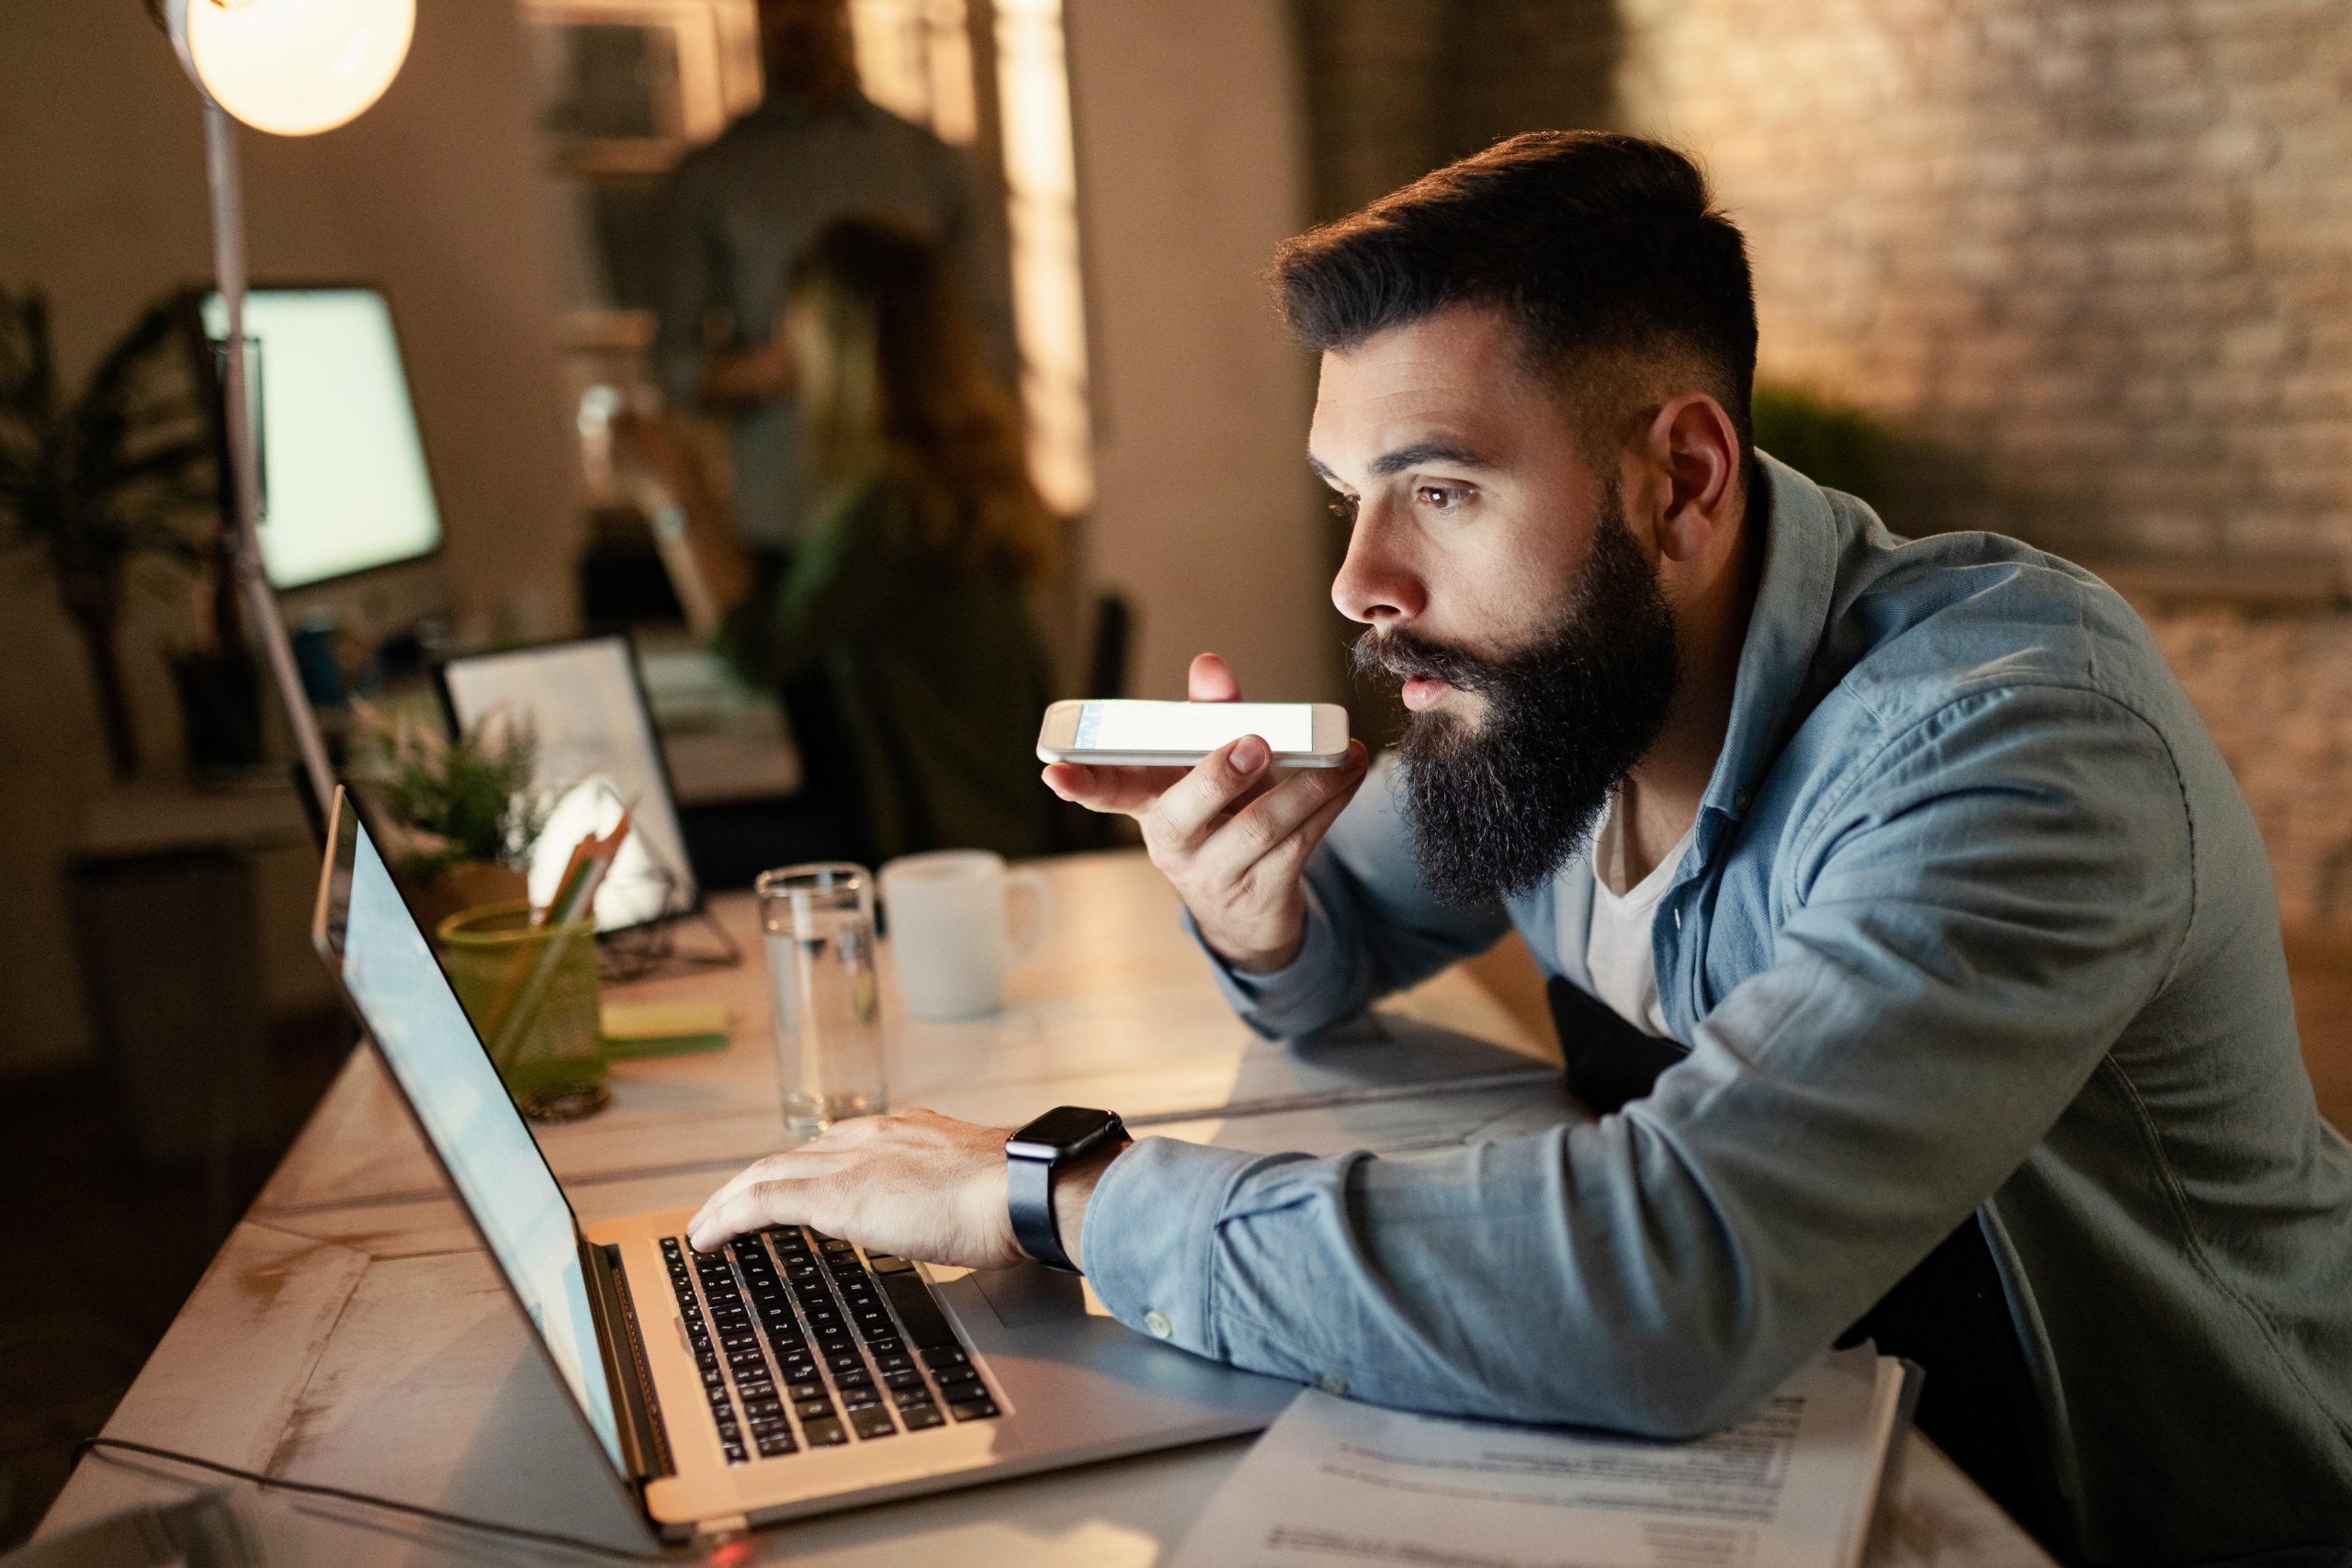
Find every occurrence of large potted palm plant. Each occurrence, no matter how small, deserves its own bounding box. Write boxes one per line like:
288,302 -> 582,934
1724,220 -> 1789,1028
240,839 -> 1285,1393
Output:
0,288 -> 224,779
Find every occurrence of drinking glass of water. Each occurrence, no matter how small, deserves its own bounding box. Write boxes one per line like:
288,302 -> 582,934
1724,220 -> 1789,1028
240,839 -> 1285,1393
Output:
755,863 -> 887,1136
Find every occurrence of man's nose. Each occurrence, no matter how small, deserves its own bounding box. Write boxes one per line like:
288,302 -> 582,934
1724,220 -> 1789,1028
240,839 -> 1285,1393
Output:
1330,513 -> 1427,627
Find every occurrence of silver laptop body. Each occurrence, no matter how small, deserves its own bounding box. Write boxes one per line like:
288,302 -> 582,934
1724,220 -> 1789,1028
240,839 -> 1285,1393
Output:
310,788 -> 1294,1542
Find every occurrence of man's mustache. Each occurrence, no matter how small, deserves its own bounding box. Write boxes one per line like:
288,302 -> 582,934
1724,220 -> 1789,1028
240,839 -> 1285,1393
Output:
1350,627 -> 1501,693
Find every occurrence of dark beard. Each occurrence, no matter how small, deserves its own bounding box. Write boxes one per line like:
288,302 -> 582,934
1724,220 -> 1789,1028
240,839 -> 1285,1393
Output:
1353,490 -> 1681,908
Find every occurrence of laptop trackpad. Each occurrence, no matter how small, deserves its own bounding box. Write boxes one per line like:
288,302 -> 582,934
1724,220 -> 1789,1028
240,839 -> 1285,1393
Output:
964,1263 -> 1102,1329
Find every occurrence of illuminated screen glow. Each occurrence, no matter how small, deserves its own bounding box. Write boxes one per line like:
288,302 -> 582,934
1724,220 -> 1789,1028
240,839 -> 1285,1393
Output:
441,637 -> 695,931
337,818 -> 625,1473
201,288 -> 442,590
1074,701 -> 1315,753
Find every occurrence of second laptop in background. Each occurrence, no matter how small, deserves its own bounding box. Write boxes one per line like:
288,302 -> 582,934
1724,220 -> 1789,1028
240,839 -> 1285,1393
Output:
438,634 -> 700,933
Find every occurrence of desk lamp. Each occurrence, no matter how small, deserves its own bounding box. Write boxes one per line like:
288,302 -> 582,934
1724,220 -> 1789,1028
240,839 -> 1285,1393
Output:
153,0 -> 417,812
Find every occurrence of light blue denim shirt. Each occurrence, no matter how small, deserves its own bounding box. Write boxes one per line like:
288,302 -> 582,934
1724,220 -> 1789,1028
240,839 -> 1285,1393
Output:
1080,455 -> 2352,1562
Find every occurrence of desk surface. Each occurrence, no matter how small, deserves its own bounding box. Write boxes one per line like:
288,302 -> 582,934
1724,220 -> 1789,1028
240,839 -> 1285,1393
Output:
40,852 -> 2053,1566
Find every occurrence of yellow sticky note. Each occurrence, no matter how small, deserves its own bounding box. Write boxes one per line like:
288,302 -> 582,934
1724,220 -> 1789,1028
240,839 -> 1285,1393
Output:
600,1000 -> 732,1058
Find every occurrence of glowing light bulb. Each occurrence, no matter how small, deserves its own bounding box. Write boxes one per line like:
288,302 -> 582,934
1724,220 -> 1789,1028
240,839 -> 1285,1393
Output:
175,0 -> 415,136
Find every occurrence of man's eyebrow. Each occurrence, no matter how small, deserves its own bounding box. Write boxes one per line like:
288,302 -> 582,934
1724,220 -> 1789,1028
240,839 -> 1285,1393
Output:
1307,441 -> 1493,484
1372,440 -> 1490,477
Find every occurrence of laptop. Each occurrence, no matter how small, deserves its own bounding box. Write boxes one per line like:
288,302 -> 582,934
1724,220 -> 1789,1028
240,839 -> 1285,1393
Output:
309,788 -> 1294,1541
435,635 -> 699,935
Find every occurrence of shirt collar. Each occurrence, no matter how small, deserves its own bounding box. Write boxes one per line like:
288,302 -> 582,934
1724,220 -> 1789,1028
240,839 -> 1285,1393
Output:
1698,451 -> 1848,823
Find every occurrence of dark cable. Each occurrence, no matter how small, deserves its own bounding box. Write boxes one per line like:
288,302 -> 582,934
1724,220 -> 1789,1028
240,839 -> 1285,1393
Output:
72,1436 -> 673,1562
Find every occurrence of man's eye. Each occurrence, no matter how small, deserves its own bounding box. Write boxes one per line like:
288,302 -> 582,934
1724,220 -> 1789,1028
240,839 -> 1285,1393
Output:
1328,495 -> 1360,524
1415,483 -> 1471,513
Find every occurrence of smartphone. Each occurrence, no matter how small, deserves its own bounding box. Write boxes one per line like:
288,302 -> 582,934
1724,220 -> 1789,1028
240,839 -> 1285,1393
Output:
1036,699 -> 1351,768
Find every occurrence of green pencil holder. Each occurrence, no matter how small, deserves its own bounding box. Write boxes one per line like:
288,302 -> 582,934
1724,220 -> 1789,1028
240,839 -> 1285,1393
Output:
437,899 -> 610,1122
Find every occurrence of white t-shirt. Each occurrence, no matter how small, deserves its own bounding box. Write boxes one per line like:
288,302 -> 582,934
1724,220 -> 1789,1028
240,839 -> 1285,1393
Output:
1566,795 -> 1695,1039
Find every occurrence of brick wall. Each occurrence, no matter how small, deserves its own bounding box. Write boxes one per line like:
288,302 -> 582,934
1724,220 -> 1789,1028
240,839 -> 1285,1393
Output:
1293,0 -> 2352,563
1288,0 -> 2352,929
1291,0 -> 1619,220
1612,0 -> 2352,564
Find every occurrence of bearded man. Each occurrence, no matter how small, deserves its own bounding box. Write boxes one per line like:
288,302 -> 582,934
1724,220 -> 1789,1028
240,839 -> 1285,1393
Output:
688,132 -> 2352,1562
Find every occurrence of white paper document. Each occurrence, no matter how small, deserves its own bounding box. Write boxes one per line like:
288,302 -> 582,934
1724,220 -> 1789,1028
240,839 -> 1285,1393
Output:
1170,1347 -> 1911,1568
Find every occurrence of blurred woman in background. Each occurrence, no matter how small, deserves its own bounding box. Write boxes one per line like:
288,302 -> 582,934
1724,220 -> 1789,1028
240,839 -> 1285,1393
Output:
623,215 -> 1061,870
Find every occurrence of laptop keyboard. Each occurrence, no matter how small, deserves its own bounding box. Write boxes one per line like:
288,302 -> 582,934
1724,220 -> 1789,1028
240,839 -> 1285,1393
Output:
662,1225 -> 999,1465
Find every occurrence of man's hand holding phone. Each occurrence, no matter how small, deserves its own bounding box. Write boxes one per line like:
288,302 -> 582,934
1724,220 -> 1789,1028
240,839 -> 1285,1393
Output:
1040,654 -> 1369,973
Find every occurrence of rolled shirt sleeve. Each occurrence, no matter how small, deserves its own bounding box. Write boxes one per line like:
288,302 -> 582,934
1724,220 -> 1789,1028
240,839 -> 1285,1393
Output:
1080,1137 -> 1263,1355
1091,684 -> 2195,1435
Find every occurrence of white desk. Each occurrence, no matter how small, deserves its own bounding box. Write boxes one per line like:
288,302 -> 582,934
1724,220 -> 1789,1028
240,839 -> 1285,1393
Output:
38,852 -> 2052,1566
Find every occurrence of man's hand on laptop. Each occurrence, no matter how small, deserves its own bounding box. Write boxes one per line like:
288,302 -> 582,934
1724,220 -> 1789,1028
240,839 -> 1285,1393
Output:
1042,652 -> 1369,974
685,1109 -> 1123,1270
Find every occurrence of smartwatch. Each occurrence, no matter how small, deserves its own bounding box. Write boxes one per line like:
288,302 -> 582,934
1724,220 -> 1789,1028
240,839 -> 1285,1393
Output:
1005,1106 -> 1127,1273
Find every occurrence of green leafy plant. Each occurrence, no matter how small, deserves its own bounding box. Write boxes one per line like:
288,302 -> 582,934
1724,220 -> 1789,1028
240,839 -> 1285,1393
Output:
356,702 -> 552,885
0,288 -> 219,778
1751,384 -> 1890,503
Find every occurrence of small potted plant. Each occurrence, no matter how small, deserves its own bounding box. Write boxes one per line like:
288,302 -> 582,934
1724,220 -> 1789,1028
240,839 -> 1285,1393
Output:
354,701 -> 552,931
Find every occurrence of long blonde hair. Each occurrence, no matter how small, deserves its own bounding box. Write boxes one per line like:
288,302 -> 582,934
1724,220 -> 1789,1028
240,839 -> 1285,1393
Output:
787,216 -> 1059,581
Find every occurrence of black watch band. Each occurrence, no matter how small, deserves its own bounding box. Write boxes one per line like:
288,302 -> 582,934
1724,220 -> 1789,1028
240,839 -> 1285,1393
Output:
1006,1147 -> 1069,1271
1005,1106 -> 1125,1273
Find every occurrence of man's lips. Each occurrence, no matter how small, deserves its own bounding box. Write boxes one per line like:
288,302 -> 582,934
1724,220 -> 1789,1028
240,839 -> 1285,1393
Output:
1401,676 -> 1452,711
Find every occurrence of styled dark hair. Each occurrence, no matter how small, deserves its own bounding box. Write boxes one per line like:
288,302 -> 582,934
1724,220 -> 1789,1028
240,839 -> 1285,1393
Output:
1269,131 -> 1758,460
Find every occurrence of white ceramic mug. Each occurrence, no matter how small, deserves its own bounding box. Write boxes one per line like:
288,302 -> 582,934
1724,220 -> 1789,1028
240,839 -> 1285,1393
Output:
879,850 -> 1053,1021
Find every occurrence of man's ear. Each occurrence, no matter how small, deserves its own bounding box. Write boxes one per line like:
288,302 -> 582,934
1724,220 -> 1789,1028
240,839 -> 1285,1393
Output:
1643,393 -> 1742,563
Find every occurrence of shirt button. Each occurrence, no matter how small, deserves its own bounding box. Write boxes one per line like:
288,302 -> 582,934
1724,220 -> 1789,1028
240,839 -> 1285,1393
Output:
1144,1310 -> 1173,1339
1319,1371 -> 1348,1395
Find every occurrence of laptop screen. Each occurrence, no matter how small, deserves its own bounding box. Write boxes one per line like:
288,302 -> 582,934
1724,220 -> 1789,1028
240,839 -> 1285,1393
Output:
332,807 -> 628,1473
438,637 -> 697,932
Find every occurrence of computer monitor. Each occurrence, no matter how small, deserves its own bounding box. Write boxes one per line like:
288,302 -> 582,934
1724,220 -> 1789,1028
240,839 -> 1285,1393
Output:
436,635 -> 700,933
193,284 -> 444,591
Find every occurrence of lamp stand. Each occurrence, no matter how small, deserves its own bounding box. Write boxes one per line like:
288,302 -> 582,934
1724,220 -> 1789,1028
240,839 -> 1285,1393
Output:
201,101 -> 338,817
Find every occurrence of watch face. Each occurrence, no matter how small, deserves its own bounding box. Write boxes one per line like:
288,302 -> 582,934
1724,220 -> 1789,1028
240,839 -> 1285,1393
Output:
1012,1105 -> 1116,1149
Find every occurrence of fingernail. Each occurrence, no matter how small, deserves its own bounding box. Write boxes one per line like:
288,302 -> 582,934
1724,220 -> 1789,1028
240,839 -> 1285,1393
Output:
1232,737 -> 1268,773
